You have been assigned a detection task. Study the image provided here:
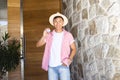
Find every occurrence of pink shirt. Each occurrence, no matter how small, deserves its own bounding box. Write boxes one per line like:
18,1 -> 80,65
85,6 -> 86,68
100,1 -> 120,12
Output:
42,29 -> 74,71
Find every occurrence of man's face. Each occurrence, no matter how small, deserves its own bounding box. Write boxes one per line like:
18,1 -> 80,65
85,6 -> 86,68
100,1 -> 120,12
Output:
53,17 -> 64,30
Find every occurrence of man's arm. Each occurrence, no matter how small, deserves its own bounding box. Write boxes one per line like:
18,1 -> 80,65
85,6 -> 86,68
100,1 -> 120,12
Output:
36,28 -> 50,47
69,42 -> 76,60
36,36 -> 46,47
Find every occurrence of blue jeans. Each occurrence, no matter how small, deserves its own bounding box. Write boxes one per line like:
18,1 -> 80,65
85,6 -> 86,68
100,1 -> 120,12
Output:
48,65 -> 70,80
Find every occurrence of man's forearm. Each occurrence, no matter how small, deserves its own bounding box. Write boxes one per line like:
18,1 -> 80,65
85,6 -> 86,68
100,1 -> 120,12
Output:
69,49 -> 76,60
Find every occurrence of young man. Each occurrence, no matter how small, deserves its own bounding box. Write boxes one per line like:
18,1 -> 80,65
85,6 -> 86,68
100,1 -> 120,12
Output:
36,12 -> 76,80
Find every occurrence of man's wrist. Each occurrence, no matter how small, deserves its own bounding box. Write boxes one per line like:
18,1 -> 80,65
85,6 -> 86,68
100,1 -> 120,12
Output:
68,57 -> 73,62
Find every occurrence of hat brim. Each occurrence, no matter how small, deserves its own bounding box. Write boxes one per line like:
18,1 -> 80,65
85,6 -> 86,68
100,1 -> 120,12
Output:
49,12 -> 68,27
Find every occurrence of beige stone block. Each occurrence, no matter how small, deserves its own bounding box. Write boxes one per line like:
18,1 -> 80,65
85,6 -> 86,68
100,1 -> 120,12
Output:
88,61 -> 98,75
95,16 -> 109,34
88,20 -> 97,35
76,0 -> 81,11
108,3 -> 120,16
66,0 -> 73,6
110,35 -> 119,45
102,34 -> 111,44
84,49 -> 96,62
105,59 -> 115,79
86,35 -> 102,48
82,36 -> 91,50
113,60 -> 120,67
100,0 -> 111,9
82,8 -> 88,19
79,20 -> 88,29
113,73 -> 120,80
89,0 -> 99,5
107,45 -> 120,58
96,4 -> 107,16
72,12 -> 81,24
94,44 -> 102,58
109,16 -> 117,24
78,29 -> 85,41
96,60 -> 105,75
85,28 -> 90,35
73,0 -> 79,11
91,73 -> 100,80
109,16 -> 120,34
102,34 -> 120,46
83,51 -> 89,63
81,0 -> 90,9
89,4 -> 96,20
102,43 -> 109,58
115,67 -> 120,73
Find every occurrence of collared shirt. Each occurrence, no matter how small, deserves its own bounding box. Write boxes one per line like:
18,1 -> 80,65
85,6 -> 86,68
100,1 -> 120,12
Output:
42,29 -> 74,71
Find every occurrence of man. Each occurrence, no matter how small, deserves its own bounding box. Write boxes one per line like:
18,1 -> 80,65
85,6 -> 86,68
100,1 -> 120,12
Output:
36,12 -> 76,80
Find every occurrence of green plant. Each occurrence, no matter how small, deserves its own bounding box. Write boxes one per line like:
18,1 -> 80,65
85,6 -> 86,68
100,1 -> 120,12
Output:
0,33 -> 20,78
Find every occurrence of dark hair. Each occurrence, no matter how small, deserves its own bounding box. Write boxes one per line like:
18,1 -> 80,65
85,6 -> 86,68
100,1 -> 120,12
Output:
53,16 -> 64,21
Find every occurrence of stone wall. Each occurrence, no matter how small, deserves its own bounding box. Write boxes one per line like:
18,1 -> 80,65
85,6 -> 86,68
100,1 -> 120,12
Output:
62,0 -> 120,80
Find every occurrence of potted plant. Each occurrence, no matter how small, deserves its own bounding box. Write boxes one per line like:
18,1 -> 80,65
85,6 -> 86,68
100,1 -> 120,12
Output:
0,33 -> 20,80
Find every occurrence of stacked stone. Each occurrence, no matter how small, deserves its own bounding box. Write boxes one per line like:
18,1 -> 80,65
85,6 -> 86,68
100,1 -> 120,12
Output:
62,0 -> 120,80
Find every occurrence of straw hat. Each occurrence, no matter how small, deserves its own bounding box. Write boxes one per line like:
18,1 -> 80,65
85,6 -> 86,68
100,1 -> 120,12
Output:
49,12 -> 68,26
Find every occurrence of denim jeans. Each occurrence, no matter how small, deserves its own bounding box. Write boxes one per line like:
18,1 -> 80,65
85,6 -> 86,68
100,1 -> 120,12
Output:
48,65 -> 70,80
